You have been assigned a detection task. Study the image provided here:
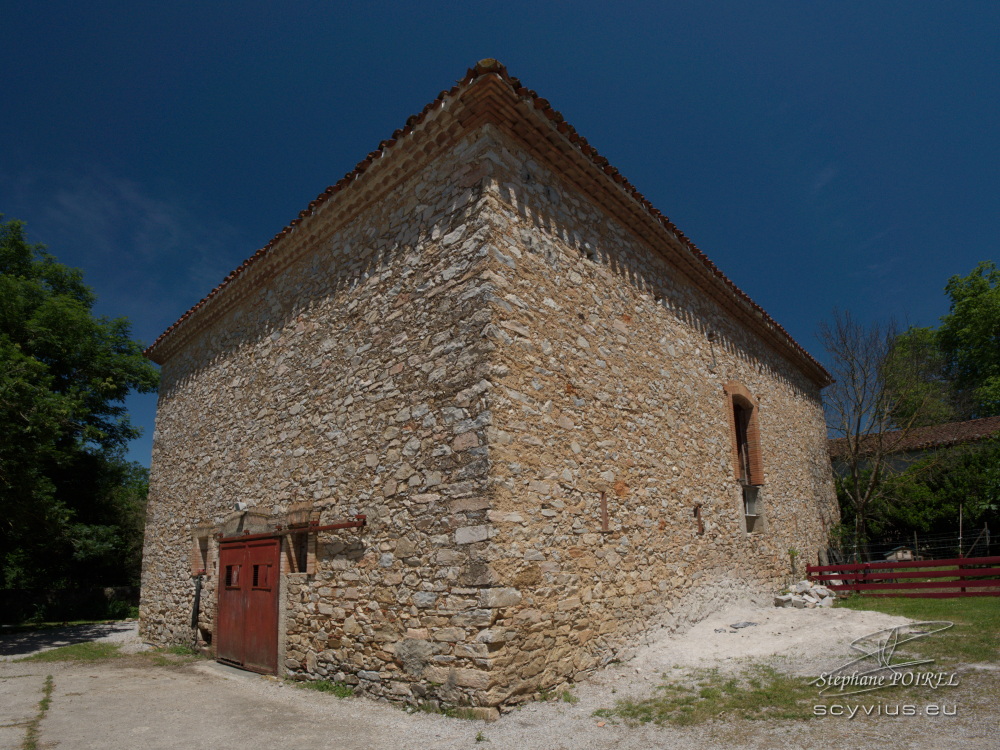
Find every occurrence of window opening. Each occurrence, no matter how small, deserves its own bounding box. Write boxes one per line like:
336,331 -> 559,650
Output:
292,532 -> 309,573
734,401 -> 752,485
191,534 -> 210,575
225,564 -> 240,587
743,486 -> 760,533
725,382 -> 765,533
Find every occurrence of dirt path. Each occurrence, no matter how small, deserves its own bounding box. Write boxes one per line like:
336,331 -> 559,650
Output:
1,608 -> 997,750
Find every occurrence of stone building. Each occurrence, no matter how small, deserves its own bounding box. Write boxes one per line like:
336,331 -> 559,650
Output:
139,59 -> 838,712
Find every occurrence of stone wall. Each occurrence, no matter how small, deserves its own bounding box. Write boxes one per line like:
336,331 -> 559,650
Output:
463,130 -> 838,704
140,122 -> 837,712
141,131 -> 512,708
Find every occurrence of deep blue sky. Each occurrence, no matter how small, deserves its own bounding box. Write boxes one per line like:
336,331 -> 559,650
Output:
2,2 -> 998,466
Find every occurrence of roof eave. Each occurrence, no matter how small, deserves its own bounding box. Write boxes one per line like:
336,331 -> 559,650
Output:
145,59 -> 833,388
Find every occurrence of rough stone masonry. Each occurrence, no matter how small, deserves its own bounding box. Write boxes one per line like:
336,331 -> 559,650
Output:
139,60 -> 839,713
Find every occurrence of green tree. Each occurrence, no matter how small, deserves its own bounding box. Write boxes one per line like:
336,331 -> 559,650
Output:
821,311 -> 944,545
884,325 -> 956,428
938,261 -> 1000,418
875,438 -> 1000,551
0,216 -> 158,589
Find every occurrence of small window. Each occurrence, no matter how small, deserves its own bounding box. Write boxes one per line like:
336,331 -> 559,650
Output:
286,532 -> 314,574
191,534 -> 210,575
733,402 -> 752,484
724,382 -> 765,533
743,486 -> 761,533
294,532 -> 309,573
225,565 -> 240,587
724,382 -> 764,486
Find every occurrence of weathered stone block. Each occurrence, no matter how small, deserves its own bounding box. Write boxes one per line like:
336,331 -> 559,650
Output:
455,525 -> 492,545
433,627 -> 466,642
479,588 -> 522,608
412,592 -> 438,608
394,638 -> 435,675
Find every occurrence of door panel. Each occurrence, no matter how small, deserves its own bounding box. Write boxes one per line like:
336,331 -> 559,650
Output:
216,538 -> 279,674
216,544 -> 246,666
244,539 -> 279,674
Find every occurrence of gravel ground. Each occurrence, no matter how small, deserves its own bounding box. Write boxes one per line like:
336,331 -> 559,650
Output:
1,607 -> 997,750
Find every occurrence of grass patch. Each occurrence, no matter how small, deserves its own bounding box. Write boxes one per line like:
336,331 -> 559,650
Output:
16,642 -> 122,663
534,687 -> 578,704
295,679 -> 354,698
414,701 -> 480,720
594,665 -> 818,726
21,674 -> 53,750
146,648 -> 200,666
836,595 -> 1000,664
141,643 -> 205,666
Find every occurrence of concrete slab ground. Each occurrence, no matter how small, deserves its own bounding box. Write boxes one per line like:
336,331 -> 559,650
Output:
0,671 -> 45,750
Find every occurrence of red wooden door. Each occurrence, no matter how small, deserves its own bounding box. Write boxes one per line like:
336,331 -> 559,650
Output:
216,538 -> 279,674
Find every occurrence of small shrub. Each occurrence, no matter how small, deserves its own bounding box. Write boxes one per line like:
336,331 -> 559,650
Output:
106,600 -> 133,620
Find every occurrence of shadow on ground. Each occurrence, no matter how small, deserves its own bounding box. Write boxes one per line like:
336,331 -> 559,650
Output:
0,621 -> 136,659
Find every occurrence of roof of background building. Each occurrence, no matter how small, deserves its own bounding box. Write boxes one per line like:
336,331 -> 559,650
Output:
145,59 -> 832,386
828,415 -> 1000,458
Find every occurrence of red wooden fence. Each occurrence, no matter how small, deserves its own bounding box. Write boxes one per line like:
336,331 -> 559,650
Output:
807,555 -> 1000,598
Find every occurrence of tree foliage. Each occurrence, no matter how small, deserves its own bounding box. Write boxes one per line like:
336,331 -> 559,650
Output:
0,216 -> 158,589
883,326 -> 956,428
938,260 -> 1000,419
824,260 -> 1000,555
839,438 -> 1000,553
820,310 -> 938,543
886,261 -> 1000,424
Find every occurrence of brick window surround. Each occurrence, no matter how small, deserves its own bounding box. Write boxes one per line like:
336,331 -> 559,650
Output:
723,381 -> 764,486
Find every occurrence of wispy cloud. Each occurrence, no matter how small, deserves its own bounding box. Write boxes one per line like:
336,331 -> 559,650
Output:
863,257 -> 898,280
2,165 -> 249,343
811,164 -> 839,193
856,228 -> 892,253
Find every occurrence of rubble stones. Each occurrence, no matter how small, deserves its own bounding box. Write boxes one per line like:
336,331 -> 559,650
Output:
774,580 -> 837,609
